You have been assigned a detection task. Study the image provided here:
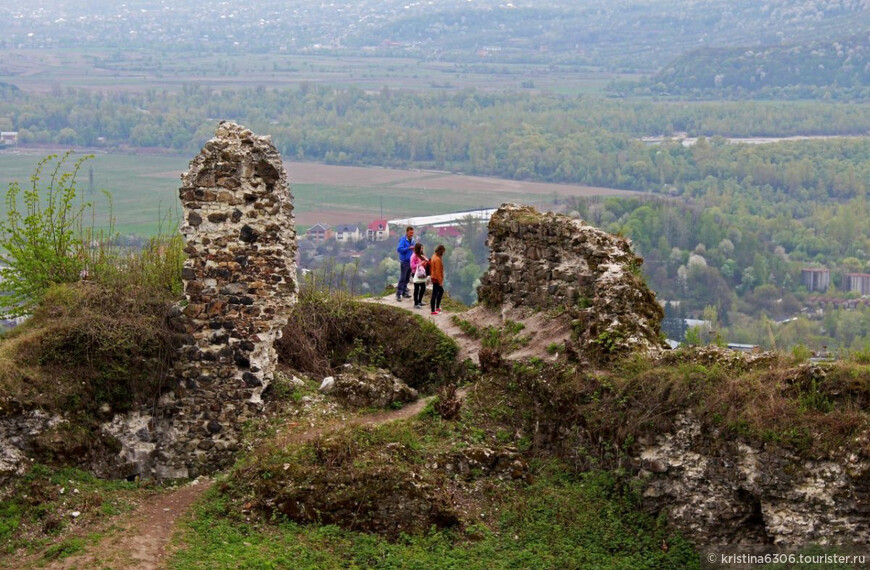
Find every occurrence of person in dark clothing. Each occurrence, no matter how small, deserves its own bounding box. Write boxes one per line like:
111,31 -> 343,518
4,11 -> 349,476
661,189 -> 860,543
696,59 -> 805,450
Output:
396,226 -> 415,301
429,244 -> 446,315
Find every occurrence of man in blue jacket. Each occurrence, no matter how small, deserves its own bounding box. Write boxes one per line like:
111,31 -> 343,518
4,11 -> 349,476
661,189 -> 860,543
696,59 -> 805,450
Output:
396,225 -> 415,301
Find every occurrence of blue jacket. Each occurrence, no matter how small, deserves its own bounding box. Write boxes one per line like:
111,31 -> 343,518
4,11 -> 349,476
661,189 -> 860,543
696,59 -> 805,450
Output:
397,235 -> 415,263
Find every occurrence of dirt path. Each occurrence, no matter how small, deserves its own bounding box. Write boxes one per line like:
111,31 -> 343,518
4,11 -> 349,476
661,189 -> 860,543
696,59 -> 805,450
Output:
38,478 -> 211,570
276,385 -> 468,450
368,293 -> 568,364
38,391 -> 463,570
366,294 -> 482,364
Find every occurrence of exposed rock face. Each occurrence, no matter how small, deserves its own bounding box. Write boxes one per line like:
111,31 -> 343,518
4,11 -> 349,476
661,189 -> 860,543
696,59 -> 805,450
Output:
101,412 -> 156,477
327,365 -> 419,409
478,203 -> 664,357
140,122 -> 297,479
639,414 -> 870,545
0,411 -> 66,480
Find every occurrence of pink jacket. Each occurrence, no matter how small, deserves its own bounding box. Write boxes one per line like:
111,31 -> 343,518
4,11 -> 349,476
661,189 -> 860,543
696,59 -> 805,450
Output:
410,253 -> 428,280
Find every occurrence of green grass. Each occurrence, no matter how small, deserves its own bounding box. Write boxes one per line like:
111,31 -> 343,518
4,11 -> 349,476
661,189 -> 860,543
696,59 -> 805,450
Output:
169,467 -> 697,570
292,181 -> 499,221
438,293 -> 470,314
0,464 -> 145,556
0,153 -> 186,235
42,537 -> 87,561
480,320 -> 532,352
451,316 -> 482,338
1,152 -> 598,238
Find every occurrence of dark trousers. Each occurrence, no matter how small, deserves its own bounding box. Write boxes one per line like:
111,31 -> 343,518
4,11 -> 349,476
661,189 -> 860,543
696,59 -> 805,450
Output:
414,282 -> 426,305
430,282 -> 444,312
397,261 -> 411,297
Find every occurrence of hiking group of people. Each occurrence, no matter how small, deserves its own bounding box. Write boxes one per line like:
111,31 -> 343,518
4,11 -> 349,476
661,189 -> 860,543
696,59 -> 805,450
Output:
395,226 -> 446,315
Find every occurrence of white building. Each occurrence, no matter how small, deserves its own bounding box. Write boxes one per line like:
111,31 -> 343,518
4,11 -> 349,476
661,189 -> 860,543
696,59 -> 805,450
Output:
335,224 -> 361,242
387,207 -> 496,230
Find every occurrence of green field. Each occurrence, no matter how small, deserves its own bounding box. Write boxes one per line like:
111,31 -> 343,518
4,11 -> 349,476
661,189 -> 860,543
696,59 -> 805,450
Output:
0,49 -> 634,97
292,182 -> 498,222
0,153 -> 496,235
1,152 -> 629,235
0,151 -> 187,235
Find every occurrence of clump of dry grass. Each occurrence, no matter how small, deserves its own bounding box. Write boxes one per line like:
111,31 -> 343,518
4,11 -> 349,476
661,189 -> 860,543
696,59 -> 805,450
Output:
0,273 -> 181,419
465,348 -> 870,470
433,383 -> 462,420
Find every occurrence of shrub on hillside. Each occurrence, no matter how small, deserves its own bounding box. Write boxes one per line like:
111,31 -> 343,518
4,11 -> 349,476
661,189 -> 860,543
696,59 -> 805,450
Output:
0,153 -> 98,315
0,280 -> 181,471
467,349 -> 870,470
276,288 -> 461,390
229,424 -> 461,539
0,153 -> 184,316
1,281 -> 181,419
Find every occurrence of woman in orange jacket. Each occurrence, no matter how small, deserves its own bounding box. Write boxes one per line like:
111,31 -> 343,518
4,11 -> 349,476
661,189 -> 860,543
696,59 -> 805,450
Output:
429,244 -> 446,315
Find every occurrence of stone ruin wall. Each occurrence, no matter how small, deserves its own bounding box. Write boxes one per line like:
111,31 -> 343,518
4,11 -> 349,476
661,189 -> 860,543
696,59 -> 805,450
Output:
149,122 -> 297,479
477,203 -> 664,354
0,123 -> 298,481
476,204 -> 870,544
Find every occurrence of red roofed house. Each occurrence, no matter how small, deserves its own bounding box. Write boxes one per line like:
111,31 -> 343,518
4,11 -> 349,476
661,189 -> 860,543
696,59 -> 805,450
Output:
437,226 -> 463,239
367,219 -> 389,241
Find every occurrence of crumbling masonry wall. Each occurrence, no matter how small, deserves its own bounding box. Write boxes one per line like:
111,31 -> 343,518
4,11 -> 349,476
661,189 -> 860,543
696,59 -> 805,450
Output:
152,122 -> 297,478
478,203 -> 664,356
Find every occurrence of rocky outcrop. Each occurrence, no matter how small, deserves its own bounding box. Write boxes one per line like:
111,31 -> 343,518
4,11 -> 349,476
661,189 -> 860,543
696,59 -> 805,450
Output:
0,411 -> 66,479
320,365 -> 418,409
478,203 -> 664,357
639,414 -> 870,545
116,122 -> 298,479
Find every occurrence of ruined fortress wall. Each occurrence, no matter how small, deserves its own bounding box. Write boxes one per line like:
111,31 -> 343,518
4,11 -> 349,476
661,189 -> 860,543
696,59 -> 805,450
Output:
478,203 -> 664,355
148,122 -> 297,478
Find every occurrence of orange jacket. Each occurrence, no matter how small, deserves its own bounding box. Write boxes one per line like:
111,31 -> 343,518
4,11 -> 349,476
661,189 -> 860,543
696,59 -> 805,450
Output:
430,254 -> 444,285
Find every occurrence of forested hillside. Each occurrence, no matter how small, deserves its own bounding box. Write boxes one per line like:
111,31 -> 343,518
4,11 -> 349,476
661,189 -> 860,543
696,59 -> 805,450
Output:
2,0 -> 870,350
625,32 -> 870,99
3,84 -> 870,161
